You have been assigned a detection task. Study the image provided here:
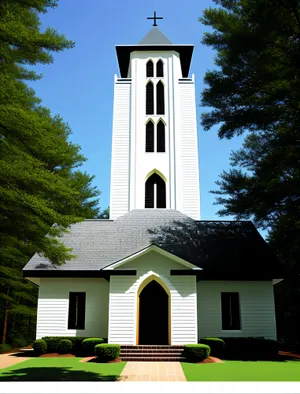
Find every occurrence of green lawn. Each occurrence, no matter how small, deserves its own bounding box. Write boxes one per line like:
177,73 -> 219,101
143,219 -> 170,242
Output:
181,361 -> 300,381
0,358 -> 126,381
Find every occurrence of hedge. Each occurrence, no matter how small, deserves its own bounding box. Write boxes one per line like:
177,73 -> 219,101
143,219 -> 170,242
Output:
33,339 -> 47,356
94,344 -> 120,362
199,337 -> 225,357
82,338 -> 104,356
184,344 -> 210,362
219,337 -> 279,359
42,337 -> 87,353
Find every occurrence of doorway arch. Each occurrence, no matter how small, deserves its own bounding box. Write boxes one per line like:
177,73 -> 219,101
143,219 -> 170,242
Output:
137,278 -> 170,345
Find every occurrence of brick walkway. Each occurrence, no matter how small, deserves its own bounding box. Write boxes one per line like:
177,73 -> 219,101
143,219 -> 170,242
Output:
0,353 -> 29,370
119,361 -> 186,381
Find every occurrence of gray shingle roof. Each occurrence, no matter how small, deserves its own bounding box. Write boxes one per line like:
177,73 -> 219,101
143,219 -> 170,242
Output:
139,27 -> 172,45
23,210 -> 192,272
23,209 -> 283,277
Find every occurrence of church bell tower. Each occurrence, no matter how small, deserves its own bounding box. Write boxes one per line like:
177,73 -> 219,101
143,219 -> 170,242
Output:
110,14 -> 200,220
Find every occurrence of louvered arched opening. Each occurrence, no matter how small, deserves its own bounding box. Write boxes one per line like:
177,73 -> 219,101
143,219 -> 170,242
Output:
146,60 -> 154,77
145,173 -> 166,209
156,59 -> 164,77
146,81 -> 154,115
145,121 -> 154,152
157,121 -> 165,152
156,81 -> 165,115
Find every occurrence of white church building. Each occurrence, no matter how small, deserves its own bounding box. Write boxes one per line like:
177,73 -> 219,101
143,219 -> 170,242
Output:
23,24 -> 282,346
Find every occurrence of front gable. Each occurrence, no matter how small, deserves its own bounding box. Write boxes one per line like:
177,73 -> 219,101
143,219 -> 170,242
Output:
102,244 -> 202,271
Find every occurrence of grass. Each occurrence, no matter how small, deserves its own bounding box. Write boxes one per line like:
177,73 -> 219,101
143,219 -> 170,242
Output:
181,360 -> 300,381
0,358 -> 126,381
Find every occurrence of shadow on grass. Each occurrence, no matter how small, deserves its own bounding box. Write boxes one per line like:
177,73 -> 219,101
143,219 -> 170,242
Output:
221,354 -> 300,362
0,367 -> 120,381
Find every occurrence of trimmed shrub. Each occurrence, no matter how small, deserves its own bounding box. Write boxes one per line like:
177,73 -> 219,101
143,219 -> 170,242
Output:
184,344 -> 210,362
33,339 -> 47,356
220,337 -> 279,360
94,344 -> 120,362
57,339 -> 73,354
0,344 -> 12,354
82,338 -> 104,356
200,337 -> 225,357
42,337 -> 87,353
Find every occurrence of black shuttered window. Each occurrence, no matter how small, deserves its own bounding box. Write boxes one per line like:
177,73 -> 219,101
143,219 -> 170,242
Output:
221,292 -> 241,330
68,292 -> 86,330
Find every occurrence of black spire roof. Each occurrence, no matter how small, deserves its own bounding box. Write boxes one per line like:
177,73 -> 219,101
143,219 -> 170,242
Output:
115,27 -> 193,78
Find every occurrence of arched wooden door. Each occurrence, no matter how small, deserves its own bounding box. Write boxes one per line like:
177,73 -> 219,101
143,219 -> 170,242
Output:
138,280 -> 169,345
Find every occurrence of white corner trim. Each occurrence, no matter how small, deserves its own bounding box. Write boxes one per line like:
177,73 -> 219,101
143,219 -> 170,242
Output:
103,244 -> 201,270
273,279 -> 283,285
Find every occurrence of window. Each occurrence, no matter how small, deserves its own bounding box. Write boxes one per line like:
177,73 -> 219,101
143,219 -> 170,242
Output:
157,121 -> 165,152
145,173 -> 166,208
146,121 -> 154,152
146,60 -> 154,77
156,81 -> 165,115
156,59 -> 164,77
221,292 -> 241,330
68,292 -> 86,330
146,81 -> 154,115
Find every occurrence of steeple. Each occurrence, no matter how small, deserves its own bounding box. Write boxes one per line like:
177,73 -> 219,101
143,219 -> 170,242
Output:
110,18 -> 200,221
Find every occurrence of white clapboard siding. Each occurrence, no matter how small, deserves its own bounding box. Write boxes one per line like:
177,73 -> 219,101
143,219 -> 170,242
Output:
197,281 -> 277,340
110,77 -> 131,220
178,79 -> 200,220
108,251 -> 197,345
36,278 -> 109,339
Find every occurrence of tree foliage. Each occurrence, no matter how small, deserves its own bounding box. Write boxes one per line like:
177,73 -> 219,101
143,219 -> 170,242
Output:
0,0 -> 101,344
200,0 -> 300,343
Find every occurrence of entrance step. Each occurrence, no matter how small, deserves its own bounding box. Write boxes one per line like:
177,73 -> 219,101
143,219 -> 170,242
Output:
120,345 -> 185,362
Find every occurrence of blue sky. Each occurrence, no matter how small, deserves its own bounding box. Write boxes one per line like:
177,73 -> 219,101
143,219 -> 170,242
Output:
32,0 -> 245,220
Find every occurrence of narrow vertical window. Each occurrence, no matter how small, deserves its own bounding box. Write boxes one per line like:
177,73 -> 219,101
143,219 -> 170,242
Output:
146,81 -> 154,115
157,121 -> 165,152
145,173 -> 166,209
156,59 -> 164,77
146,60 -> 154,77
221,292 -> 241,330
156,81 -> 165,115
68,292 -> 86,330
146,121 -> 154,152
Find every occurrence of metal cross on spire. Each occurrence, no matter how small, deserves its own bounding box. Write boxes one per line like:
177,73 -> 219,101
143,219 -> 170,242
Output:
147,11 -> 163,27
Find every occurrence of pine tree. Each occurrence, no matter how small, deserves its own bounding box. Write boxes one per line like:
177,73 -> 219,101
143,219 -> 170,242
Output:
200,0 -> 300,343
0,1 -> 100,345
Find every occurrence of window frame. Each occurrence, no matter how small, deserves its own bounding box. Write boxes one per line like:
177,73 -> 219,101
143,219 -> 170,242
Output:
156,59 -> 164,77
68,292 -> 86,330
156,80 -> 165,115
221,292 -> 241,331
146,60 -> 154,78
156,120 -> 165,152
145,121 -> 155,152
146,81 -> 154,115
145,173 -> 166,209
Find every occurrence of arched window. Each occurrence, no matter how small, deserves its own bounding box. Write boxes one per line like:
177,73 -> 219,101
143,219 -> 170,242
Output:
156,59 -> 164,77
156,81 -> 165,115
157,121 -> 165,152
145,121 -> 154,152
146,60 -> 154,77
145,173 -> 166,209
146,81 -> 154,115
